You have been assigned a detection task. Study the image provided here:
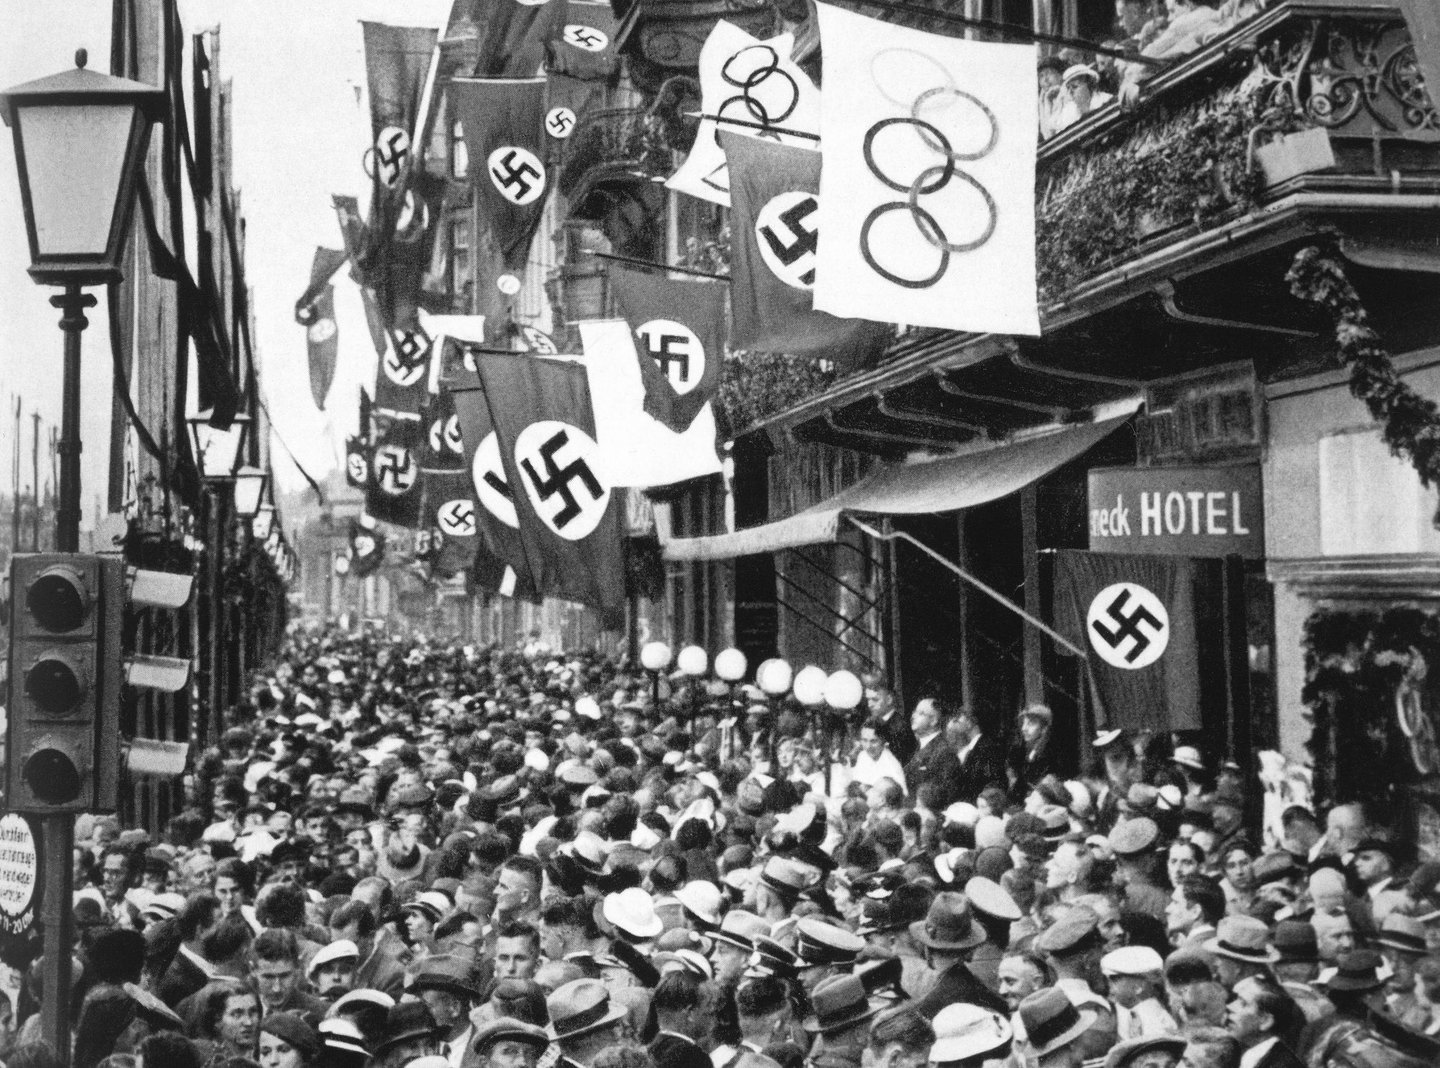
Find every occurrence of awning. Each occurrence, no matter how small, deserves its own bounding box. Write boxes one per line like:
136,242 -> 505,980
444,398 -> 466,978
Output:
662,413 -> 1134,561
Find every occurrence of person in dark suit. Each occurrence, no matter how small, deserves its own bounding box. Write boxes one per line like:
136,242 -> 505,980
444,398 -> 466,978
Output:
1226,975 -> 1307,1068
948,706 -> 1006,804
908,893 -> 1008,1018
903,698 -> 964,810
157,893 -> 223,1008
1007,704 -> 1058,802
863,679 -> 917,766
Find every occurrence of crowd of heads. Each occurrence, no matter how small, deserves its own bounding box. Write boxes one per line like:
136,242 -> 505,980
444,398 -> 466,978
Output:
3,624 -> 1439,1068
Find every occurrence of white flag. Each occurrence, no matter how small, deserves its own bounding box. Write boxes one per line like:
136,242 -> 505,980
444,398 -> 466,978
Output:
579,319 -> 723,488
418,313 -> 487,391
812,3 -> 1039,336
666,20 -> 819,207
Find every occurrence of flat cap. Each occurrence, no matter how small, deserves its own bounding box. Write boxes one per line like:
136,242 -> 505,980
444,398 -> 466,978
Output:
1035,912 -> 1102,958
1100,946 -> 1164,976
1107,818 -> 1159,857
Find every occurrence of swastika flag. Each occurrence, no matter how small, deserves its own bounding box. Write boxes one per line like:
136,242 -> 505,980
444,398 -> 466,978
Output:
454,77 -> 550,273
545,0 -> 618,82
723,132 -> 889,368
1052,549 -> 1224,732
608,265 -> 726,434
365,418 -> 426,529
469,351 -> 627,625
812,3 -> 1039,336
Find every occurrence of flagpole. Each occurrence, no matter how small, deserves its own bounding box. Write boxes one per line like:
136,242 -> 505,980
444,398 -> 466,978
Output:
684,112 -> 820,142
582,249 -> 729,282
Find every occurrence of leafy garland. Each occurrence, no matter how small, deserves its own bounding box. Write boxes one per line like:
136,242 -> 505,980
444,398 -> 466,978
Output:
1287,246 -> 1440,527
1036,80 -> 1271,301
1301,607 -> 1440,806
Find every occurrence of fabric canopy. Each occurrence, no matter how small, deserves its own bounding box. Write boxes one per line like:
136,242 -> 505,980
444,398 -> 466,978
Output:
661,413 -> 1134,561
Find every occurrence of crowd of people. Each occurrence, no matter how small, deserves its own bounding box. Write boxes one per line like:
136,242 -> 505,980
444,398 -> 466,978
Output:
3,624 -> 1440,1068
1038,0 -> 1268,139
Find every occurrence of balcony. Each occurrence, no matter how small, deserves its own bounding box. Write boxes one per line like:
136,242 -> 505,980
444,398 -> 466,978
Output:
557,107 -> 679,256
719,0 -> 1440,451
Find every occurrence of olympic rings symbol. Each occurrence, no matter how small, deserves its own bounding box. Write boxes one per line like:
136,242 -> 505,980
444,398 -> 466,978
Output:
858,77 -> 1001,289
717,45 -> 798,133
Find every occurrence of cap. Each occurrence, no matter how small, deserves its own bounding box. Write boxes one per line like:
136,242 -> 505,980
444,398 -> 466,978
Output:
309,939 -> 360,976
795,918 -> 865,966
1107,818 -> 1159,857
1100,945 -> 1164,976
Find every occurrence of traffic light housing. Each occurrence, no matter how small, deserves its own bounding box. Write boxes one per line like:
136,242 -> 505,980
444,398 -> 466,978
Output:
6,555 -> 119,813
6,554 -> 195,815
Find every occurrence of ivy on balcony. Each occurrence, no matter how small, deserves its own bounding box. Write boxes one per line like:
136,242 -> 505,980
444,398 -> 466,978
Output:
1036,77 -> 1271,302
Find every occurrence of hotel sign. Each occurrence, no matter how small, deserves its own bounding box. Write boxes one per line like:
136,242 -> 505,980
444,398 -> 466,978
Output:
1088,464 -> 1263,559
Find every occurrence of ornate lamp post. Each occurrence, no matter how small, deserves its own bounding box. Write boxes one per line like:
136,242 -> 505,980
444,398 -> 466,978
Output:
756,657 -> 792,770
677,644 -> 707,723
0,48 -> 164,1062
0,50 -> 164,552
640,640 -> 672,710
824,670 -> 864,793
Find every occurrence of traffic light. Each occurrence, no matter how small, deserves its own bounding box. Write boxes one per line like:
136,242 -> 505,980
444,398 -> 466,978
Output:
6,554 -> 194,814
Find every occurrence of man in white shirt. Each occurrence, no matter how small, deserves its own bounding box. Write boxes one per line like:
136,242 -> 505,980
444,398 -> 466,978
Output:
851,719 -> 908,795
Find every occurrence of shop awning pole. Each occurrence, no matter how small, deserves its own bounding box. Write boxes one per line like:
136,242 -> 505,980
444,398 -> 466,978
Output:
849,516 -> 1090,660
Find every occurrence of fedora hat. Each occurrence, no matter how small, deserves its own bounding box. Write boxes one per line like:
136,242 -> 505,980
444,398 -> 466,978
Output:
1103,1035 -> 1186,1068
1170,746 -> 1206,772
1273,920 -> 1319,963
929,1004 -> 1011,1062
713,909 -> 769,953
1018,988 -> 1096,1056
602,887 -> 662,940
473,1017 -> 550,1054
546,978 -> 629,1041
1324,950 -> 1386,992
1375,914 -> 1428,956
674,880 -> 723,929
407,955 -> 480,1000
375,1002 -> 439,1056
802,975 -> 875,1035
909,892 -> 986,952
1203,916 -> 1278,964
1093,729 -> 1124,749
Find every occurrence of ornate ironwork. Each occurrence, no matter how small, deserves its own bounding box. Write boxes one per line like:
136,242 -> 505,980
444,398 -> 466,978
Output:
1254,17 -> 1439,139
629,0 -> 778,71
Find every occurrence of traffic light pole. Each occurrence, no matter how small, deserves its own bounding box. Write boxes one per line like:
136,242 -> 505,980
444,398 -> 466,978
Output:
39,815 -> 74,1064
52,284 -> 95,554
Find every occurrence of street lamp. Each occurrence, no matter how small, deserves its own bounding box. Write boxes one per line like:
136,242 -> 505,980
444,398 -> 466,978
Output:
231,466 -> 268,519
677,645 -> 707,723
0,50 -> 164,552
824,670 -> 864,793
187,410 -> 252,481
756,657 -> 792,769
252,503 -> 276,541
640,641 -> 672,709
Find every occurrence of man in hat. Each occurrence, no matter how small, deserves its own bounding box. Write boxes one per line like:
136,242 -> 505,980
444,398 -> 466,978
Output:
1015,988 -> 1096,1068
1312,950 -> 1440,1067
927,1002 -> 1010,1067
910,893 -> 1008,1017
309,939 -> 361,1002
1107,819 -> 1168,921
804,975 -> 876,1068
795,918 -> 865,991
1203,916 -> 1277,990
754,857 -> 808,923
374,1001 -> 440,1068
1100,1035 -> 1185,1068
1034,912 -> 1116,1058
596,887 -> 663,991
1352,837 -> 1407,925
712,911 -> 770,987
1375,913 -> 1430,1028
1100,947 -> 1176,1041
1269,921 -> 1330,1024
546,978 -> 630,1068
472,1017 -> 550,1068
964,878 -> 1020,992
409,956 -> 482,1066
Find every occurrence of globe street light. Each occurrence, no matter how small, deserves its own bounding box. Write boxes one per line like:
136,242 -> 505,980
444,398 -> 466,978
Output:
824,670 -> 864,793
0,50 -> 164,551
677,645 -> 708,723
640,640 -> 672,710
756,657 -> 792,769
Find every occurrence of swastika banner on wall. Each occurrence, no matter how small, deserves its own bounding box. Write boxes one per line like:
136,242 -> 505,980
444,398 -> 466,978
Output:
1051,549 -> 1224,732
453,77 -> 550,273
812,2 -> 1039,336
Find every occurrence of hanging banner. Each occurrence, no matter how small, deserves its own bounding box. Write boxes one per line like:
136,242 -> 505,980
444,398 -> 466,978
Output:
424,467 -> 482,577
724,132 -> 889,367
453,77 -> 551,276
464,0 -> 568,77
421,388 -> 466,471
333,196 -> 390,357
448,343 -> 539,600
361,21 -> 437,143
812,2 -> 1040,337
366,418 -> 426,528
579,319 -> 722,487
608,265 -> 726,433
350,517 -> 387,577
545,0 -> 619,82
469,351 -> 627,624
294,246 -> 348,325
667,21 -> 819,208
300,284 -> 339,412
345,436 -> 370,489
373,327 -> 434,419
1052,549 -> 1224,733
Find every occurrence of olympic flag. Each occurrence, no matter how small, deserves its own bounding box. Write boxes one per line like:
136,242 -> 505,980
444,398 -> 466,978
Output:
666,20 -> 820,208
813,3 -> 1039,336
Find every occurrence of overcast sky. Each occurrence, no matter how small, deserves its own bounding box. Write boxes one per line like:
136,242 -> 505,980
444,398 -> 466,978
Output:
0,0 -> 450,521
